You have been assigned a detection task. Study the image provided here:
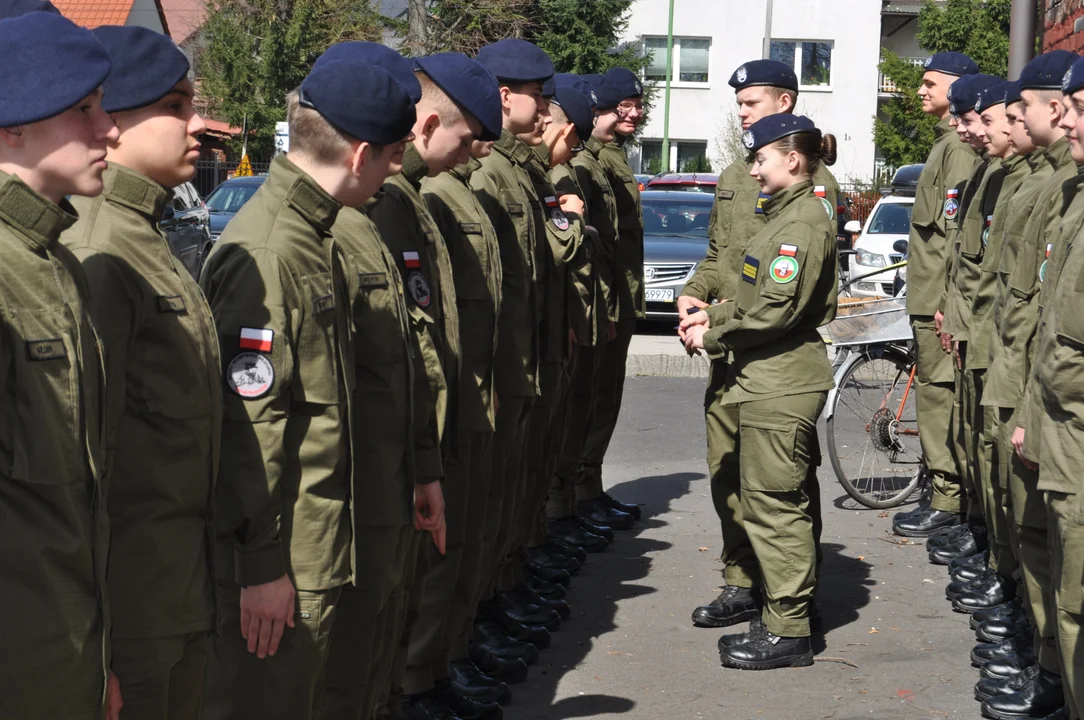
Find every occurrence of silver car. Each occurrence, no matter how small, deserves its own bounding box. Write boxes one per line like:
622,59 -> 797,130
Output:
641,190 -> 715,320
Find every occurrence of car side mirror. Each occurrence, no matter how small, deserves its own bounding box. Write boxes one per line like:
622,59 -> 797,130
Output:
843,220 -> 861,234
893,239 -> 909,254
159,204 -> 177,229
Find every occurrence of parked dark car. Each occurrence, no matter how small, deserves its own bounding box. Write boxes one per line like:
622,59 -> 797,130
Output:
634,174 -> 653,191
205,175 -> 267,241
640,190 -> 714,320
646,172 -> 718,193
162,181 -> 212,279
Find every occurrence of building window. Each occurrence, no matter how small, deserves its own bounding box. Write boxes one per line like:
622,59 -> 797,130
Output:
677,142 -> 710,172
640,140 -> 664,174
639,140 -> 711,173
642,36 -> 711,84
769,39 -> 833,88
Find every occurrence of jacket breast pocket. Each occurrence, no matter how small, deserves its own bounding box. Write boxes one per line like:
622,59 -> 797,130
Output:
135,274 -> 215,419
912,185 -> 943,233
4,307 -> 81,484
454,225 -> 491,301
1055,274 -> 1084,349
293,272 -> 342,407
710,189 -> 735,246
1009,236 -> 1040,300
354,266 -> 409,368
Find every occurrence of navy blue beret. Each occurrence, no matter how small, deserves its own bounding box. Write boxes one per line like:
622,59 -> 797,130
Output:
299,60 -> 416,145
975,80 -> 1012,113
922,52 -> 979,77
741,114 -> 819,153
314,42 -> 421,104
1004,81 -> 1022,107
93,26 -> 190,113
585,73 -> 625,109
556,74 -> 597,108
603,67 -> 643,100
1062,56 -> 1084,95
0,12 -> 111,126
1016,50 -> 1079,91
0,0 -> 58,19
415,52 -> 502,142
476,38 -> 554,83
553,75 -> 594,149
728,59 -> 798,92
949,73 -> 999,115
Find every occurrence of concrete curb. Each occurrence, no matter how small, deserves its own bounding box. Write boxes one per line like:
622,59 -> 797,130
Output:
626,353 -> 710,378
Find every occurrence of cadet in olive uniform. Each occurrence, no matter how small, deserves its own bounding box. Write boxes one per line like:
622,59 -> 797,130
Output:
681,115 -> 838,670
61,27 -> 221,718
893,52 -> 981,538
981,53 -> 1077,714
199,60 -> 416,720
678,60 -> 839,629
472,39 -> 555,606
0,12 -> 117,718
929,73 -> 1000,560
576,67 -> 652,524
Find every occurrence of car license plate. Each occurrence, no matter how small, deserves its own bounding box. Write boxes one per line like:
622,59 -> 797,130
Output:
645,288 -> 674,302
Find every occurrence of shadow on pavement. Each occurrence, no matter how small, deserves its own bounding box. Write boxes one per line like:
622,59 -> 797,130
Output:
812,542 -> 875,652
508,472 -> 699,720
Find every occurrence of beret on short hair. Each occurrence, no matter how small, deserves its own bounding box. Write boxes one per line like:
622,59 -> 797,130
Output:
741,114 -> 819,153
314,42 -> 422,104
729,59 -> 798,92
299,60 -> 417,145
93,25 -> 190,113
414,52 -> 502,142
922,52 -> 980,78
476,38 -> 554,83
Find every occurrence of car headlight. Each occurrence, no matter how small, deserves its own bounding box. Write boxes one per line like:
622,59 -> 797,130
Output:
855,250 -> 887,268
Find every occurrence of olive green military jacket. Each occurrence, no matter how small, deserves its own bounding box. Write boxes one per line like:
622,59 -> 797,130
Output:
968,154 -> 1029,372
599,136 -> 646,320
0,171 -> 110,718
525,142 -> 584,365
942,156 -> 998,342
702,180 -> 838,405
549,160 -> 599,347
571,138 -> 618,324
907,116 -> 979,317
332,201 -> 417,526
999,138 -> 1076,451
1021,166 -> 1084,477
369,144 -> 457,475
472,130 -> 540,398
422,159 -> 502,435
65,164 -> 221,638
1032,170 -> 1084,490
983,149 -> 1053,410
682,157 -> 839,305
199,154 -> 355,591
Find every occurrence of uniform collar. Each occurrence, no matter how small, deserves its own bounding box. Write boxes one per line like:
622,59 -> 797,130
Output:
103,163 -> 169,220
1025,148 -> 1049,171
402,142 -> 430,188
268,154 -> 340,233
1002,154 -> 1028,173
935,115 -> 954,138
586,136 -> 606,158
532,142 -> 551,168
509,134 -> 535,165
494,129 -> 519,160
450,157 -> 481,182
1046,135 -> 1073,171
763,179 -> 812,220
613,132 -> 629,148
0,169 -> 77,252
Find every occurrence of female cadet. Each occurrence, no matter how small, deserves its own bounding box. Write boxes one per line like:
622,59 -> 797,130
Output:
680,115 -> 838,671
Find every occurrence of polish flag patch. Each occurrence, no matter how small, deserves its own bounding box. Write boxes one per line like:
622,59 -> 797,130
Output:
404,251 -> 421,269
544,195 -> 559,208
947,188 -> 960,199
779,243 -> 798,257
813,185 -> 826,198
239,327 -> 274,352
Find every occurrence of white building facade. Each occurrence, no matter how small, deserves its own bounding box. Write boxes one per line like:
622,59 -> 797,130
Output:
621,0 -> 885,185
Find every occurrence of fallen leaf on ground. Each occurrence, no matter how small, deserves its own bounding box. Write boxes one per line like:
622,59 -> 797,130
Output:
698,546 -> 709,552
889,626 -> 901,631
878,511 -> 889,518
856,555 -> 865,561
607,651 -> 633,656
868,627 -> 879,634
927,711 -> 948,717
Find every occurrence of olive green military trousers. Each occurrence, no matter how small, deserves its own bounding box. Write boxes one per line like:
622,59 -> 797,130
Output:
953,361 -> 977,519
1048,491 -> 1084,717
403,430 -> 494,694
204,582 -> 343,720
710,392 -> 826,637
998,407 -> 1059,672
982,399 -> 1016,578
911,316 -> 962,513
577,318 -> 636,502
550,343 -> 603,520
319,525 -> 417,720
112,633 -> 208,720
482,395 -> 533,598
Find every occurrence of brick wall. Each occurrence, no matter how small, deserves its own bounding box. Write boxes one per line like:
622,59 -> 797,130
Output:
1045,0 -> 1084,53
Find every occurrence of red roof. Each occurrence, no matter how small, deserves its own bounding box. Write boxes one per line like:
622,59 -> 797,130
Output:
160,0 -> 204,46
53,0 -> 136,28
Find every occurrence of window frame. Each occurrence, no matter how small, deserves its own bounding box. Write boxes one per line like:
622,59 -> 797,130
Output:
641,35 -> 712,89
768,38 -> 834,92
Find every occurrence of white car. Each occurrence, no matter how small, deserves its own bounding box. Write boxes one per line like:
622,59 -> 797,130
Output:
845,194 -> 913,298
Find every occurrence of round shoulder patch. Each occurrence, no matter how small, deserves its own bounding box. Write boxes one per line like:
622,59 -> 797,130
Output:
821,197 -> 835,220
551,208 -> 570,230
407,271 -> 432,308
982,225 -> 990,247
769,255 -> 799,284
1039,259 -> 1048,284
227,352 -> 274,399
944,198 -> 959,220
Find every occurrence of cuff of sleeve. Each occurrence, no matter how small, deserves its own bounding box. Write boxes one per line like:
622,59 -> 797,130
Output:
415,476 -> 441,486
234,542 -> 287,587
415,447 -> 443,480
703,330 -> 728,361
705,303 -> 730,324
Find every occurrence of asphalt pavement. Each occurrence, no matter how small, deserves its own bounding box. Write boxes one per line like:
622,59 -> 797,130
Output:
509,375 -> 983,720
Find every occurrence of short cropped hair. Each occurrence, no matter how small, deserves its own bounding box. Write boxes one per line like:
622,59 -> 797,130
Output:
416,71 -> 468,125
766,86 -> 799,112
285,89 -> 356,163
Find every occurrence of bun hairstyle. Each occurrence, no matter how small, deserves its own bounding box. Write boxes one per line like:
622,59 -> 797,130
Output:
820,133 -> 838,167
771,130 -> 838,176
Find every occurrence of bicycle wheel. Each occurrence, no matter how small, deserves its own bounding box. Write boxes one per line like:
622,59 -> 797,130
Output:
827,350 -> 923,509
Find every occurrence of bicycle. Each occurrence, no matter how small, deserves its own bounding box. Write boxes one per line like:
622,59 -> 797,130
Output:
821,261 -> 927,509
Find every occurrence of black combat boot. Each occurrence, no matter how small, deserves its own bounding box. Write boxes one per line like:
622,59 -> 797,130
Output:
717,615 -> 767,651
980,666 -> 1064,720
719,631 -> 814,670
691,585 -> 761,628
893,507 -> 961,538
975,664 -> 1039,703
434,683 -> 504,720
575,498 -> 634,530
929,522 -> 987,565
954,574 -> 1016,613
599,490 -> 642,520
448,659 -> 512,706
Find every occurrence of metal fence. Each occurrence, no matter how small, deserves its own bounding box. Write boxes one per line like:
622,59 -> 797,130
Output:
839,181 -> 894,225
193,157 -> 272,198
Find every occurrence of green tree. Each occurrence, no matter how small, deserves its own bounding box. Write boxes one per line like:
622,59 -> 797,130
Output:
873,0 -> 1010,168
525,0 -> 645,75
197,0 -> 386,157
421,0 -> 534,55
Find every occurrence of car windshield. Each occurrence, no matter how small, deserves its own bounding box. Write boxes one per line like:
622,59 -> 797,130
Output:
642,198 -> 714,237
866,202 -> 913,234
205,183 -> 261,213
